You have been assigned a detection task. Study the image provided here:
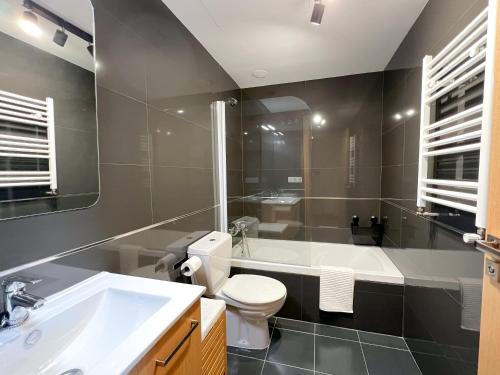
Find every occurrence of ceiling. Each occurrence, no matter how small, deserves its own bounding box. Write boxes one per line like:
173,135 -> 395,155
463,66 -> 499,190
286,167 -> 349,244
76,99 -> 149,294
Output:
0,0 -> 94,71
162,0 -> 429,88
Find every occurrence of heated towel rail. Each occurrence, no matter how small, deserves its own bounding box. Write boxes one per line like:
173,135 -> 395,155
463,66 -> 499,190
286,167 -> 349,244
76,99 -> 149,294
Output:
417,2 -> 498,234
0,90 -> 57,193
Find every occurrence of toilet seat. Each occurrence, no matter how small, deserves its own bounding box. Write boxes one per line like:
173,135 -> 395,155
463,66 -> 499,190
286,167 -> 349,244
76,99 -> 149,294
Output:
221,274 -> 287,305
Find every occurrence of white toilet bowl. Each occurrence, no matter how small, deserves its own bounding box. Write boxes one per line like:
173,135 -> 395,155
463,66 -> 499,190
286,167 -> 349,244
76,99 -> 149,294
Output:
187,232 -> 287,350
215,274 -> 286,349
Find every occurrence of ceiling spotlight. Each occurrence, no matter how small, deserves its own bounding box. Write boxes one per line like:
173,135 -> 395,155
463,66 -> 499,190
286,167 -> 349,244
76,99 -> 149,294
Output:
321,119 -> 326,125
261,125 -> 270,131
268,125 -> 276,131
313,114 -> 323,124
19,11 -> 42,37
278,132 -> 284,136
393,113 -> 403,121
310,0 -> 325,26
87,44 -> 94,57
406,109 -> 416,117
177,109 -> 185,114
53,28 -> 68,47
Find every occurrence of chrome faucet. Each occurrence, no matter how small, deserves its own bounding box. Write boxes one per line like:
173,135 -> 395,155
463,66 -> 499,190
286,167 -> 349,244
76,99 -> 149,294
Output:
1,276 -> 45,329
229,221 -> 251,258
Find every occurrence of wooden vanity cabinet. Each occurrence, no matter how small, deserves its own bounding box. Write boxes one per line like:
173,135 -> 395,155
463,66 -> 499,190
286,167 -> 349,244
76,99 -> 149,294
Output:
130,301 -> 202,375
201,313 -> 227,375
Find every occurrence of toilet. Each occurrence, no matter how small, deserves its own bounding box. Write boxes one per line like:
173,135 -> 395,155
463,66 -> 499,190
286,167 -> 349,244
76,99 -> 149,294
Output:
187,231 -> 287,349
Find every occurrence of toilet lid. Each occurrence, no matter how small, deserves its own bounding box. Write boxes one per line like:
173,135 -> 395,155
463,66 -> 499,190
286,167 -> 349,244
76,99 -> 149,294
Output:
222,275 -> 286,305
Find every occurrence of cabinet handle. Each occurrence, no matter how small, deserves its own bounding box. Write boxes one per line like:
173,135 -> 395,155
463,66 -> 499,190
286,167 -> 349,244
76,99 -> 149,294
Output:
155,320 -> 200,368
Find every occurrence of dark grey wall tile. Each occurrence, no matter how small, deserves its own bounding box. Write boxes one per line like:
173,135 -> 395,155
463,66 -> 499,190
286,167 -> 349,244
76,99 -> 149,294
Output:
402,164 -> 418,200
226,137 -> 243,171
387,0 -> 488,71
381,165 -> 403,199
149,108 -> 212,168
227,170 -> 243,198
56,127 -> 99,195
151,166 -> 214,222
381,201 -> 402,247
403,117 -> 420,165
309,227 -> 353,244
309,199 -> 380,228
97,87 -> 149,165
382,126 -> 404,166
93,4 -> 147,101
0,163 -> 152,270
310,167 -> 381,198
382,69 -> 406,132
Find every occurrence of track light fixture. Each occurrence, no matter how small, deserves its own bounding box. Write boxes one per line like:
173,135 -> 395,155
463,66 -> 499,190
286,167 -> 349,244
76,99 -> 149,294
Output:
20,0 -> 94,51
53,28 -> 68,47
310,0 -> 325,26
19,10 -> 42,37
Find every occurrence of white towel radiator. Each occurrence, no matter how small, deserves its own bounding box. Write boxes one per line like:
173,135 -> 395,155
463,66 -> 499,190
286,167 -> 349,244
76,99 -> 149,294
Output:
0,90 -> 57,193
417,2 -> 498,236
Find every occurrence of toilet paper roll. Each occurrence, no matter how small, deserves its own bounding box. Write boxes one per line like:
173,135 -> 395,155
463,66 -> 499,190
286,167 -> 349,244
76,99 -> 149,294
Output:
181,256 -> 202,277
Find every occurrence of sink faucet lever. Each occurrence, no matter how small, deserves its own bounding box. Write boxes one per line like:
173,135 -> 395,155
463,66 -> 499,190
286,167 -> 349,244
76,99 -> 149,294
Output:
1,275 -> 45,329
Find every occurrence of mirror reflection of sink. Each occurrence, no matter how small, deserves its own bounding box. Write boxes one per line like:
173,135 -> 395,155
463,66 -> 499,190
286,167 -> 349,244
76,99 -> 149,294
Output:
0,272 -> 205,375
262,197 -> 301,205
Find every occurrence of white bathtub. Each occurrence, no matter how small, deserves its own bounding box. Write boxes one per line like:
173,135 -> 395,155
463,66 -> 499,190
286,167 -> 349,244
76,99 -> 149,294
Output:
232,238 -> 404,284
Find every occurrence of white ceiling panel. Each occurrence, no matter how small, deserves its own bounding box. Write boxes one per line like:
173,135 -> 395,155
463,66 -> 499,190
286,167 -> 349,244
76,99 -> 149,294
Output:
162,0 -> 429,88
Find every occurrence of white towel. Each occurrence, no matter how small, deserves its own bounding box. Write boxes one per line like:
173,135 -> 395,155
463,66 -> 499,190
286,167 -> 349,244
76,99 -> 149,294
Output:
319,266 -> 355,313
459,277 -> 482,331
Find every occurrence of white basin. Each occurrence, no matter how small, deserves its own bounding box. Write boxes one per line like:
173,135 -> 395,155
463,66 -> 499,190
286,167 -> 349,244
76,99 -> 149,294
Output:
0,272 -> 205,375
261,197 -> 301,206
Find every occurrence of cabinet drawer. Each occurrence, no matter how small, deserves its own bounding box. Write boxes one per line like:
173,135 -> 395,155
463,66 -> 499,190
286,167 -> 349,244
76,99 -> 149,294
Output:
130,301 -> 202,375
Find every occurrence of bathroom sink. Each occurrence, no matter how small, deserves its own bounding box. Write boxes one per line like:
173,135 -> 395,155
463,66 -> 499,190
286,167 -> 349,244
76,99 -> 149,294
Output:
0,272 -> 205,375
262,197 -> 301,205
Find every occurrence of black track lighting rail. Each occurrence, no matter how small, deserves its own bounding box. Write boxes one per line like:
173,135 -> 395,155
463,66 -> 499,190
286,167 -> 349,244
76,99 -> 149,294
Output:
23,0 -> 93,44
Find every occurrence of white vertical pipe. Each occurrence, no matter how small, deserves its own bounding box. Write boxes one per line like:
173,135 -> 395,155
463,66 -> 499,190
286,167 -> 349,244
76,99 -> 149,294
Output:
417,56 -> 433,208
211,101 -> 228,233
476,0 -> 498,229
46,97 -> 58,192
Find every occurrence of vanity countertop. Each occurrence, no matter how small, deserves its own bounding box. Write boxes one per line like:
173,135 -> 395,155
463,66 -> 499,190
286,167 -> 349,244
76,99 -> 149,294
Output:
0,271 -> 205,375
201,297 -> 226,340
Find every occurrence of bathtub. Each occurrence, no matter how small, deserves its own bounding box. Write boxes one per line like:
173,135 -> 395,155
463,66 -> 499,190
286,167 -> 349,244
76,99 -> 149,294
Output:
232,238 -> 404,285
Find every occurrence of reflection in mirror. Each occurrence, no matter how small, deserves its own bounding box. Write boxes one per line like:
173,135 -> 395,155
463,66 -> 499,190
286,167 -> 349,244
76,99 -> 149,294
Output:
0,0 -> 98,220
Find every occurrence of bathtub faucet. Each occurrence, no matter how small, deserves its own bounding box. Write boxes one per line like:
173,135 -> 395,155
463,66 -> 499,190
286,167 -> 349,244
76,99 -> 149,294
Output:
229,221 -> 247,237
229,221 -> 251,258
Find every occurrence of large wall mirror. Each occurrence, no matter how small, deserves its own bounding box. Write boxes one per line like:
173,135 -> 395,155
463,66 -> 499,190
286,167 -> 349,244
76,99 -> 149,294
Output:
0,0 -> 99,220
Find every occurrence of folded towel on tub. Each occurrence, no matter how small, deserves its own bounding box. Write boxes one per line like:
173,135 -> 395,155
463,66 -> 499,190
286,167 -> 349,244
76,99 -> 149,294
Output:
319,266 -> 355,313
459,277 -> 482,331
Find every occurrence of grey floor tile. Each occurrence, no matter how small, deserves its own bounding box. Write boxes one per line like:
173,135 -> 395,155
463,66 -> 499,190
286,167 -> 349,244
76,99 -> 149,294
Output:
262,362 -> 314,374
358,331 -> 408,350
267,328 -> 315,370
228,345 -> 268,360
227,354 -> 264,375
362,344 -> 422,375
315,335 -> 368,375
315,324 -> 359,341
275,318 -> 315,333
